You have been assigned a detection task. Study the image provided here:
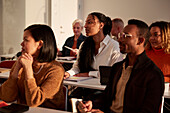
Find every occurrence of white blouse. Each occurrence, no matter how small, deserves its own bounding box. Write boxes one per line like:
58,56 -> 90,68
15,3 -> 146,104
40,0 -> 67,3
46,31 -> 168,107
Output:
67,35 -> 125,78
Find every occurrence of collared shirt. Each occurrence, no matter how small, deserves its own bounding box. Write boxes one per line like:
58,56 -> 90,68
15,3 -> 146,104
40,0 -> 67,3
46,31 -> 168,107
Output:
67,35 -> 125,78
110,63 -> 133,113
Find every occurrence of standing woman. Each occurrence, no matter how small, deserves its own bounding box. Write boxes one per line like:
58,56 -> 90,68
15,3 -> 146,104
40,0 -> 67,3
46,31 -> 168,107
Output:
146,21 -> 170,83
64,12 -> 123,79
0,25 -> 65,110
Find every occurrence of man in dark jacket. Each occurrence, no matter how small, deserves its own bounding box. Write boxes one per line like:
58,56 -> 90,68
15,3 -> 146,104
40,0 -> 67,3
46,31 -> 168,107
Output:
81,19 -> 164,113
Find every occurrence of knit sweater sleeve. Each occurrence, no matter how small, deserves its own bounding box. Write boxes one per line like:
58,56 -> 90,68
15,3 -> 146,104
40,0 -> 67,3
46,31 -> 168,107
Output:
24,63 -> 64,107
0,67 -> 19,102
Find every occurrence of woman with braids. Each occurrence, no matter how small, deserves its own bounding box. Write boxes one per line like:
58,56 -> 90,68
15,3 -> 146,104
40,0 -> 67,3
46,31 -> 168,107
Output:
64,12 -> 123,79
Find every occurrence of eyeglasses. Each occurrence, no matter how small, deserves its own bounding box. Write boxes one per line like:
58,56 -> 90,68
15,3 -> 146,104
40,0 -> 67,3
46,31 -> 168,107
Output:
118,32 -> 133,39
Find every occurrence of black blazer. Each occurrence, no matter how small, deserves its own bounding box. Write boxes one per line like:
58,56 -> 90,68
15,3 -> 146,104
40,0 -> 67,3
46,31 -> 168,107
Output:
62,34 -> 86,56
93,51 -> 164,113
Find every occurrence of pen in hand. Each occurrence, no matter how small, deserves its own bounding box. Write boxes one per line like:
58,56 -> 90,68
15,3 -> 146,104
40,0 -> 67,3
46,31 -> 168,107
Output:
64,46 -> 74,51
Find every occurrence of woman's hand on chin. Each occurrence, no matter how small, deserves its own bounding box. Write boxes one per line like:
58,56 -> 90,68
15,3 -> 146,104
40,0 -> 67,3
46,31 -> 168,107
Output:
19,53 -> 33,68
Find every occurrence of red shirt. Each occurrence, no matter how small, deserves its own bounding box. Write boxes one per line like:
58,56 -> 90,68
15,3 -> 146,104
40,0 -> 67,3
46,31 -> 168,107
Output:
146,48 -> 170,82
70,40 -> 77,56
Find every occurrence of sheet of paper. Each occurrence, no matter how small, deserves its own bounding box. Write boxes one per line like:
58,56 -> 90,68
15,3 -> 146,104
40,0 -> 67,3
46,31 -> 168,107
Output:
0,68 -> 10,73
65,76 -> 93,82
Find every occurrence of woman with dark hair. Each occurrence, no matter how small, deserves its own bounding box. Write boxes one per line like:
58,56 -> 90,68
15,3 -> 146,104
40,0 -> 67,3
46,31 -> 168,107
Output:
0,24 -> 65,110
64,12 -> 123,79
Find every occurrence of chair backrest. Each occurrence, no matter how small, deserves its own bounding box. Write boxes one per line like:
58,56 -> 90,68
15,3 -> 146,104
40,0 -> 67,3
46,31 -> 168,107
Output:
99,66 -> 112,85
63,85 -> 68,111
0,60 -> 15,69
159,96 -> 164,113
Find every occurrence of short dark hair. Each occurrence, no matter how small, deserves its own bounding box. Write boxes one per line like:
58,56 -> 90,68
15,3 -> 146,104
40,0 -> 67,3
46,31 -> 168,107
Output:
128,19 -> 150,46
24,24 -> 57,62
89,12 -> 112,36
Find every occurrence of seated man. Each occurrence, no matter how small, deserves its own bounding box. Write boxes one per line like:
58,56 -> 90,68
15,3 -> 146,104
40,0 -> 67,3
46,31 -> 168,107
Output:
81,19 -> 165,113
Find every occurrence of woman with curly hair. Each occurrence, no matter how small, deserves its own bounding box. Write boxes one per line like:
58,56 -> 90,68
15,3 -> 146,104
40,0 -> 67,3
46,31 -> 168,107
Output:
145,21 -> 170,83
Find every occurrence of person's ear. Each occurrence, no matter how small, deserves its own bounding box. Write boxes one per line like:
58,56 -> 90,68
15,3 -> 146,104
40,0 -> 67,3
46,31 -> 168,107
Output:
100,22 -> 104,29
37,40 -> 43,49
137,37 -> 145,45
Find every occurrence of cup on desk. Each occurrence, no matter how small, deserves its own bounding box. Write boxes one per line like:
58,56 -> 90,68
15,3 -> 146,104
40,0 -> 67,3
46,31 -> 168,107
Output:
165,82 -> 170,93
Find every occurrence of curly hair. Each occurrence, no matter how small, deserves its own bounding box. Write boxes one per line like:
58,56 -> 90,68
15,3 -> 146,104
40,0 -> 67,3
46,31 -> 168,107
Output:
146,21 -> 170,54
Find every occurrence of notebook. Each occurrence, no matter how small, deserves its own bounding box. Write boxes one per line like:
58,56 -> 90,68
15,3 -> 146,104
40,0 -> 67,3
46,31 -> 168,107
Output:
0,68 -> 10,73
65,76 -> 93,82
99,66 -> 112,85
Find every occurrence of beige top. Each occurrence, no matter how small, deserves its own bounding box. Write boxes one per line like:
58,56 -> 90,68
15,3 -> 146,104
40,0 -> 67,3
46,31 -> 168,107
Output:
110,63 -> 133,112
0,60 -> 65,110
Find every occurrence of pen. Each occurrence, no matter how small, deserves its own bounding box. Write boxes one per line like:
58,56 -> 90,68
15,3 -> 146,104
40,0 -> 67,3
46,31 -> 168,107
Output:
64,46 -> 74,51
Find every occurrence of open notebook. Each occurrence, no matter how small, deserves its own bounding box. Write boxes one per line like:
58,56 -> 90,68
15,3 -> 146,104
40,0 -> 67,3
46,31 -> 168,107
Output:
0,68 -> 10,73
65,76 -> 93,82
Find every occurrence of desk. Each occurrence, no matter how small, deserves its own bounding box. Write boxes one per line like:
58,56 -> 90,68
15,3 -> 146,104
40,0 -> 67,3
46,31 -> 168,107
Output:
164,92 -> 170,98
56,59 -> 76,64
0,100 -> 70,113
0,71 -> 9,79
26,107 -> 71,113
63,78 -> 106,90
0,54 -> 15,62
1,71 -> 170,98
64,78 -> 170,99
56,57 -> 76,64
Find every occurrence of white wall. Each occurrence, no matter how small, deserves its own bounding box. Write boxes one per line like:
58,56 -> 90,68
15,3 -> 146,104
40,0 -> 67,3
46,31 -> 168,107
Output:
51,0 -> 79,50
0,0 -> 169,55
83,0 -> 170,25
25,0 -> 47,27
1,0 -> 25,55
0,0 -> 48,55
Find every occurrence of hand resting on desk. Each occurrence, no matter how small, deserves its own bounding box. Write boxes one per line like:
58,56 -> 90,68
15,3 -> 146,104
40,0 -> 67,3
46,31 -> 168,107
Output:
64,72 -> 70,79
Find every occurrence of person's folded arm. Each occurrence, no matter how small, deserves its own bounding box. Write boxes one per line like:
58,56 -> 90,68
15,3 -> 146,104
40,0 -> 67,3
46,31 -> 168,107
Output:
24,66 -> 64,107
0,77 -> 18,102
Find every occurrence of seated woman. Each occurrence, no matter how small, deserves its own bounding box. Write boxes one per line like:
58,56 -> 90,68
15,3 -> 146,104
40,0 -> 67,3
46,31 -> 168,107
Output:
64,12 -> 124,79
59,19 -> 86,71
64,12 -> 124,104
145,21 -> 170,113
145,21 -> 170,82
0,24 -> 65,110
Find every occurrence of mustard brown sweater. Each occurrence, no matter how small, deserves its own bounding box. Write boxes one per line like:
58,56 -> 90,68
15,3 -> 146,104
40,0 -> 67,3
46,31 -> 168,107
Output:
0,60 -> 65,110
